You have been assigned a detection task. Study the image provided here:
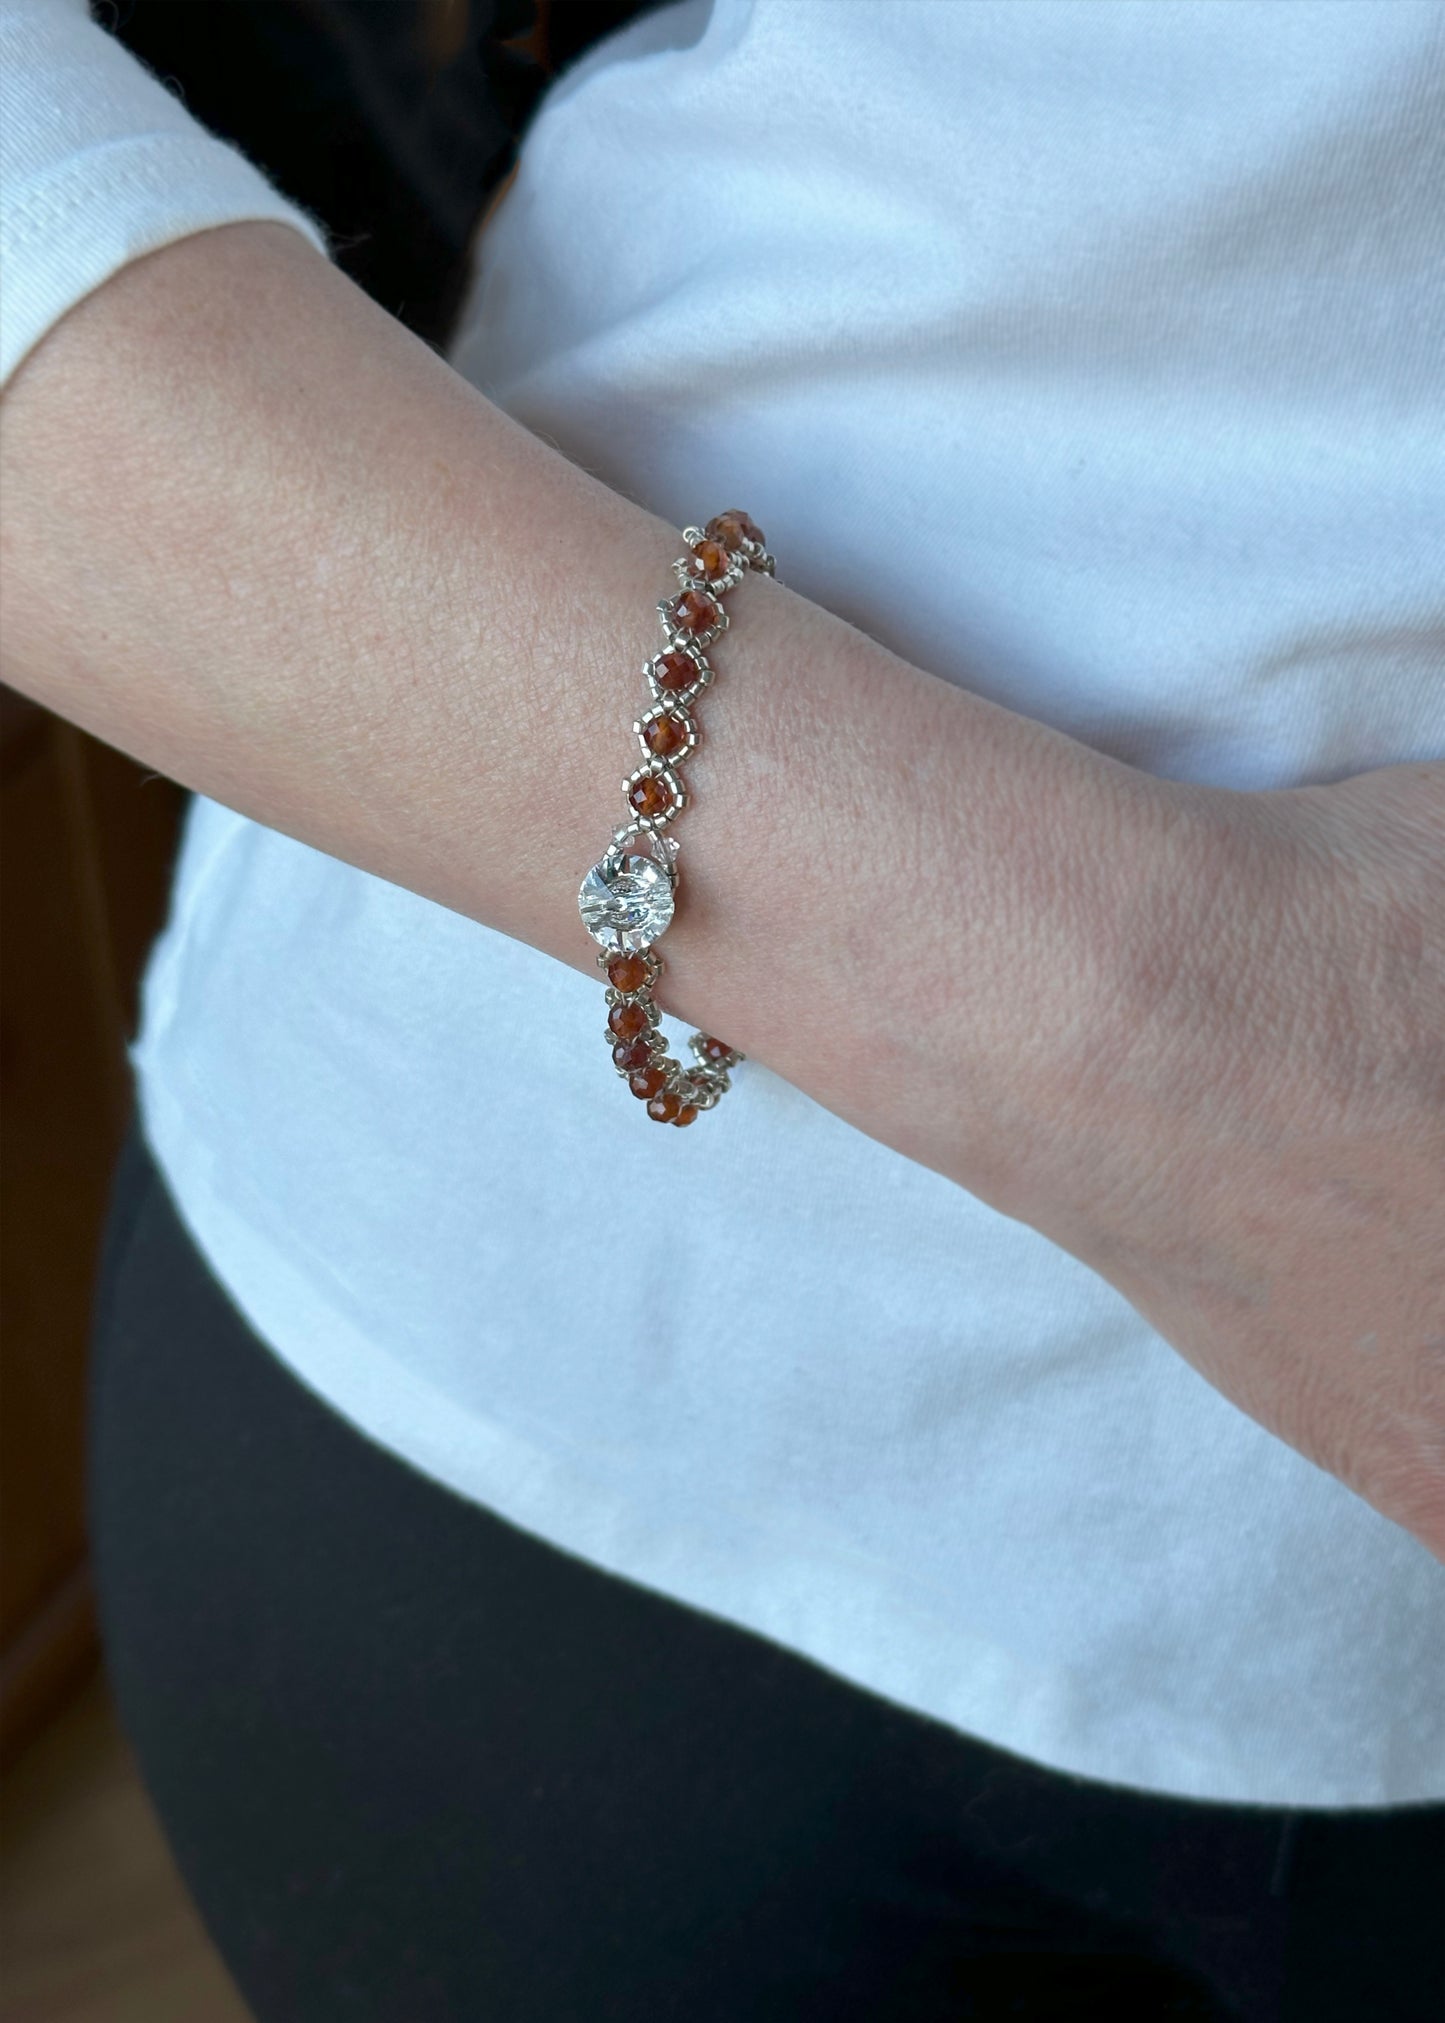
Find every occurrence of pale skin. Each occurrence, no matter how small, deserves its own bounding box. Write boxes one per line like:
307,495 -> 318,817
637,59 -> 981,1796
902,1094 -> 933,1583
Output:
2,222 -> 1442,1558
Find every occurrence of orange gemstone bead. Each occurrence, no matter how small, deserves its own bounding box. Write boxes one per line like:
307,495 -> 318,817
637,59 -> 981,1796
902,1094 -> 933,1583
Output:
673,1104 -> 698,1127
644,712 -> 689,759
647,1090 -> 682,1123
628,773 -> 673,819
612,1035 -> 651,1071
706,509 -> 763,553
608,1000 -> 649,1041
671,589 -> 721,637
607,952 -> 649,993
655,649 -> 697,692
685,537 -> 730,583
630,1064 -> 667,1101
698,1034 -> 733,1064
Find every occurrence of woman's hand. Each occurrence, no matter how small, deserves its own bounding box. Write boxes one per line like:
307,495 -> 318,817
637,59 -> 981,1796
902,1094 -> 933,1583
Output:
1025,760 -> 1445,1558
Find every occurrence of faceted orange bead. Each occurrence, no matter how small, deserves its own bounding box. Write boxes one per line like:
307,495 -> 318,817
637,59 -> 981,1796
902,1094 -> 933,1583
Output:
608,1000 -> 649,1040
706,509 -> 763,554
685,537 -> 730,583
630,1064 -> 667,1100
647,1090 -> 682,1123
671,589 -> 720,637
612,1035 -> 651,1071
655,649 -> 697,692
628,773 -> 673,819
698,1034 -> 733,1064
672,1104 -> 698,1127
607,952 -> 649,993
644,712 -> 689,759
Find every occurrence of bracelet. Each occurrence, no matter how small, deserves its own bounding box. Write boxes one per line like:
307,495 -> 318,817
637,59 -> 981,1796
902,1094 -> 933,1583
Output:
578,509 -> 774,1126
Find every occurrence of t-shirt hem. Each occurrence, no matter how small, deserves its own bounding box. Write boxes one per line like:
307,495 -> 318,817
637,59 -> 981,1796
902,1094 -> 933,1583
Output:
0,131 -> 327,386
128,1068 -> 1438,1813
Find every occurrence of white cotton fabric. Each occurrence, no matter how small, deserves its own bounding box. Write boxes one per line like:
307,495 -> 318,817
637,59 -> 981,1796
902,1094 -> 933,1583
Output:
0,0 -> 326,385
6,0 -> 1445,1806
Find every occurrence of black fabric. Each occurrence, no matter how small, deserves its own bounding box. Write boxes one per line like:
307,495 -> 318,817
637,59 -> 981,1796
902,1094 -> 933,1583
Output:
98,0 -> 667,347
86,1123 -> 1445,2022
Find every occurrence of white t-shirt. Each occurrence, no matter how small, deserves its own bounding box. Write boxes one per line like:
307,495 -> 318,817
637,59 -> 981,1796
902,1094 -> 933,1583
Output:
5,0 -> 1443,1808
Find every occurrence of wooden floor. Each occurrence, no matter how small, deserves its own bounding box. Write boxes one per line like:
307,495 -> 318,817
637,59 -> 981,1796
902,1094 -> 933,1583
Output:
0,1671 -> 251,2022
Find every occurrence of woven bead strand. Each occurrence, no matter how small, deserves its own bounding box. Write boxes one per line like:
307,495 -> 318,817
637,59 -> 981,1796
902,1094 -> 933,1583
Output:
578,511 -> 773,1123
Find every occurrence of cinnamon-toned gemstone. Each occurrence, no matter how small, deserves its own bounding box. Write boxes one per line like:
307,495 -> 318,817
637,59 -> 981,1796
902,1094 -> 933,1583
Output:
630,1064 -> 667,1101
607,952 -> 649,993
608,1000 -> 649,1041
647,1090 -> 682,1123
706,509 -> 763,554
628,773 -> 674,820
672,1104 -> 698,1127
671,589 -> 721,637
644,712 -> 689,759
612,1035 -> 651,1072
655,649 -> 698,692
698,1034 -> 733,1064
685,537 -> 730,583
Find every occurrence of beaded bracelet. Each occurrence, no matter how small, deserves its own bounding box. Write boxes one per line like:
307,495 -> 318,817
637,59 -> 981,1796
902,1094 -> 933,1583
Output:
577,509 -> 773,1126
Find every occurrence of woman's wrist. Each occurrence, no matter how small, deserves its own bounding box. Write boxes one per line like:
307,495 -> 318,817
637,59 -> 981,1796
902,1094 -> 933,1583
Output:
674,591 -> 1199,1218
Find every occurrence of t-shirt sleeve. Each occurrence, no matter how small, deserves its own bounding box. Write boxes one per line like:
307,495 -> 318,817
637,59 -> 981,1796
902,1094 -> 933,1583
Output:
0,0 -> 328,387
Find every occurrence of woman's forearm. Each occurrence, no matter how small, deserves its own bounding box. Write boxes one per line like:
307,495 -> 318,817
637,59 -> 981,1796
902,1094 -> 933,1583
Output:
6,221 -> 1443,1552
0,221 -> 1179,1212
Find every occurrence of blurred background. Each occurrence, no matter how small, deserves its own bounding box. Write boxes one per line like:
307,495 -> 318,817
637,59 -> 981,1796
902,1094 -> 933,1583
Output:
0,2 -> 657,2012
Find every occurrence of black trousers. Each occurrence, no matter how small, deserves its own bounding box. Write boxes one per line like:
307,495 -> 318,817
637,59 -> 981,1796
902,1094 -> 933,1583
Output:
86,1123 -> 1445,2022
